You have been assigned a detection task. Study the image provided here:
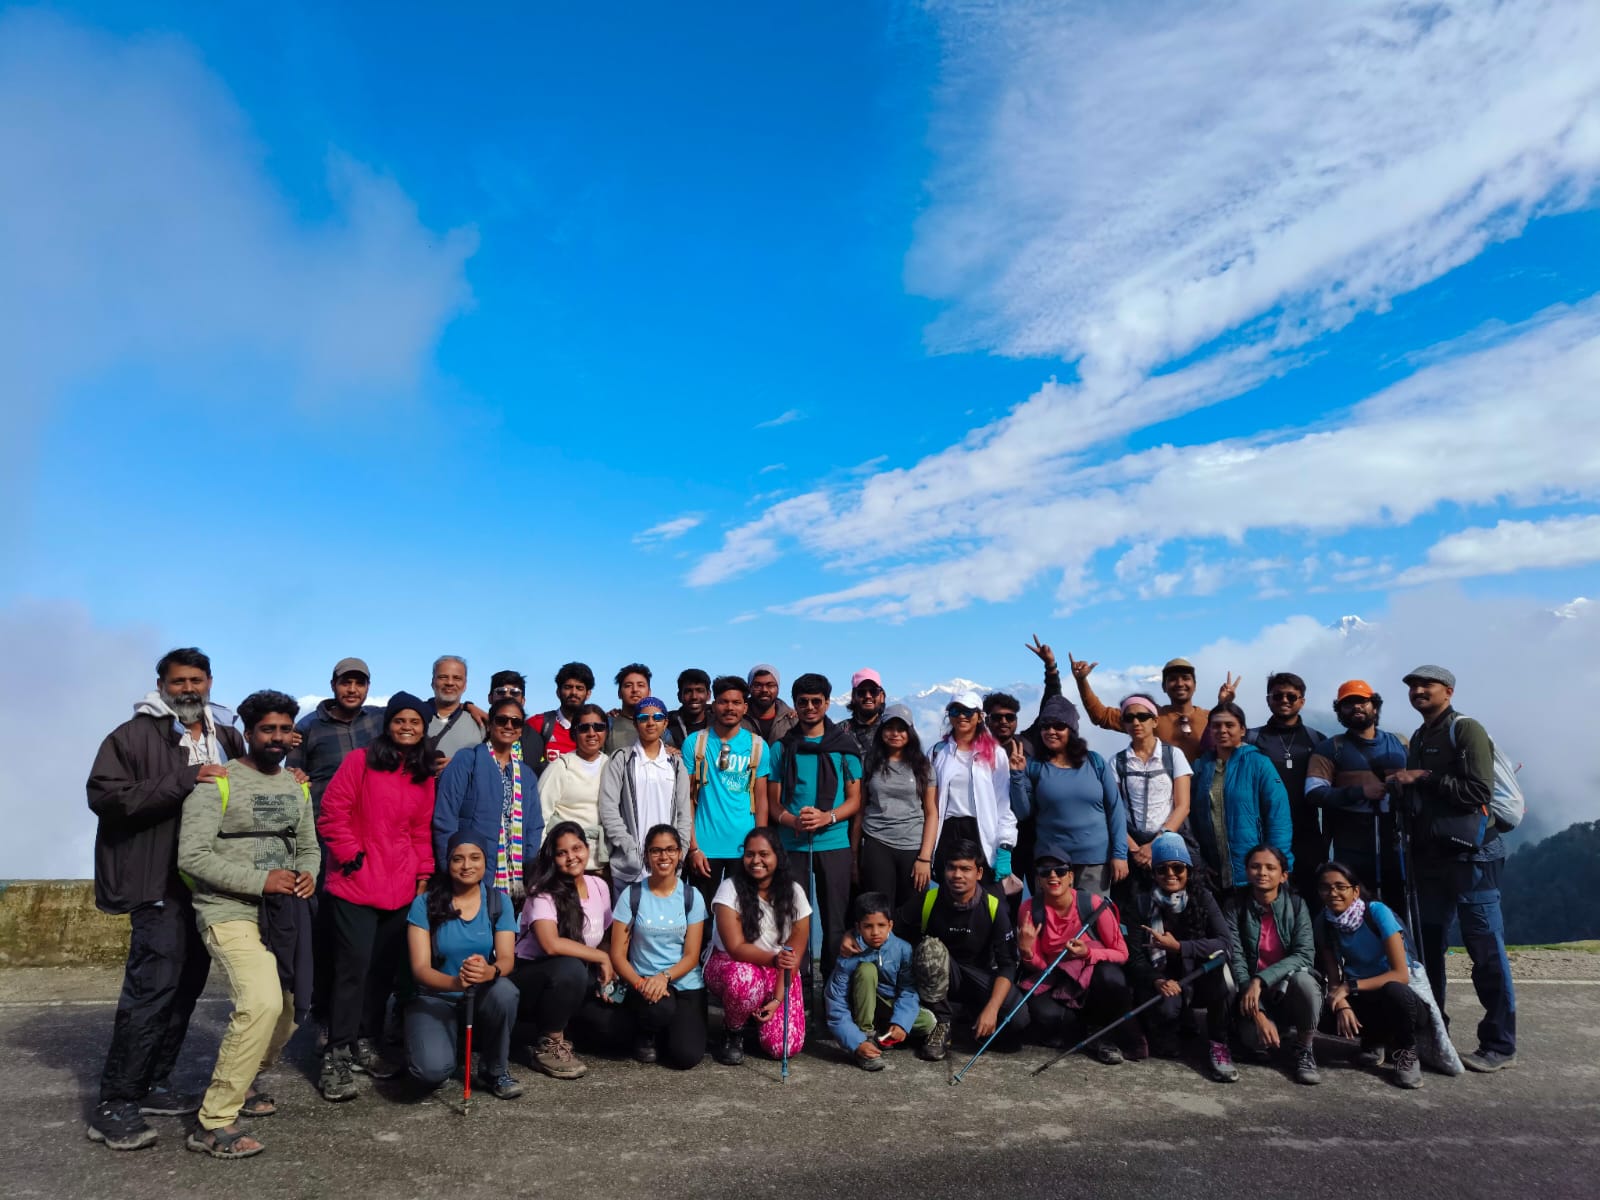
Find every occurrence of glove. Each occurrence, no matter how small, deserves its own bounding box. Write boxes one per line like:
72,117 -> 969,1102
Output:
994,847 -> 1013,879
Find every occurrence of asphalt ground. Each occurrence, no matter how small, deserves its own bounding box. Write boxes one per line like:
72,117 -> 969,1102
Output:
1,962 -> 1596,1200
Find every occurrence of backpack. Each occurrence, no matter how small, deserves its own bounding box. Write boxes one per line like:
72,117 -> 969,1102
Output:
690,730 -> 766,814
1113,744 -> 1175,831
1447,715 -> 1524,832
180,775 -> 311,892
430,883 -> 505,969
920,885 -> 999,932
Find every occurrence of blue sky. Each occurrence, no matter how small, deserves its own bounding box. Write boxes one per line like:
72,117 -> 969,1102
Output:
3,3 -> 1600,876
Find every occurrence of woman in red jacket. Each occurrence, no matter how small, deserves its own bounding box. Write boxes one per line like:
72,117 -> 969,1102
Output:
315,692 -> 436,1103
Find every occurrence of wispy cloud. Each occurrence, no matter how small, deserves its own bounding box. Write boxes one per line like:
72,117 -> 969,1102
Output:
759,463 -> 787,474
634,512 -> 704,545
1395,515 -> 1600,585
755,409 -> 804,429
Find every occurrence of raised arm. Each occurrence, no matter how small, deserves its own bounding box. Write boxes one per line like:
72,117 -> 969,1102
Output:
1068,654 -> 1124,733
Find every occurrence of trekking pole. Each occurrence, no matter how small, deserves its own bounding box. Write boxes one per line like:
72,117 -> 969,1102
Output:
806,831 -> 823,1000
950,893 -> 1112,1086
461,983 -> 476,1115
780,967 -> 793,1083
1031,950 -> 1225,1077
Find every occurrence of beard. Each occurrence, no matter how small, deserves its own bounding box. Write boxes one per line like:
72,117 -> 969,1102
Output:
254,744 -> 288,767
162,688 -> 207,724
1336,708 -> 1375,732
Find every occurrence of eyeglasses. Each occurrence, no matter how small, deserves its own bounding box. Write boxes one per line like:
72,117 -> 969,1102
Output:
636,712 -> 667,724
646,846 -> 681,857
1040,720 -> 1072,732
1154,863 -> 1188,876
1123,712 -> 1156,724
1270,691 -> 1302,703
946,706 -> 977,719
490,715 -> 525,729
1036,865 -> 1072,879
574,722 -> 607,734
490,687 -> 524,699
1318,881 -> 1356,895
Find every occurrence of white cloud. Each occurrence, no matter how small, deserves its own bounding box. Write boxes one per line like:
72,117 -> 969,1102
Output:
1395,515 -> 1600,584
755,409 -> 804,429
759,463 -> 787,474
633,513 -> 704,545
912,0 -> 1600,378
0,11 -> 475,489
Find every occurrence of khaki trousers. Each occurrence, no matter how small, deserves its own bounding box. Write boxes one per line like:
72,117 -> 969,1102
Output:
197,919 -> 296,1130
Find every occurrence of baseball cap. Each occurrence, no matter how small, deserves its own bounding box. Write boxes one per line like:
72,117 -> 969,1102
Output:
881,703 -> 914,727
1402,664 -> 1456,688
333,657 -> 370,680
851,668 -> 883,690
1335,680 -> 1375,702
947,689 -> 983,711
1162,657 -> 1195,674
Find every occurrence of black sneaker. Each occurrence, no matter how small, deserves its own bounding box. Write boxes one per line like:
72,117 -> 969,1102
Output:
1463,1048 -> 1517,1073
86,1100 -> 158,1151
713,1026 -> 745,1067
351,1037 -> 401,1079
1094,1040 -> 1125,1066
140,1082 -> 202,1115
633,1035 -> 659,1065
318,1049 -> 358,1102
919,1022 -> 951,1062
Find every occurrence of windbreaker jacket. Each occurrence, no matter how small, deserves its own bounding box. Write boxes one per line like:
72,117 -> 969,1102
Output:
318,748 -> 436,910
824,932 -> 923,1052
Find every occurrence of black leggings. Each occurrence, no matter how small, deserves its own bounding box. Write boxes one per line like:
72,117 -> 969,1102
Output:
1139,961 -> 1230,1042
1013,964 -> 1131,1044
859,835 -> 922,917
508,956 -> 630,1045
324,894 -> 409,1052
1349,981 -> 1422,1052
624,986 -> 707,1070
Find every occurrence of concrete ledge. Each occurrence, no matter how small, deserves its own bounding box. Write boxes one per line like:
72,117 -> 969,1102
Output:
0,880 -> 128,967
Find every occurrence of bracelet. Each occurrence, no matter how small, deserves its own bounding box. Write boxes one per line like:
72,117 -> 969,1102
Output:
915,857 -> 931,864
830,812 -> 837,825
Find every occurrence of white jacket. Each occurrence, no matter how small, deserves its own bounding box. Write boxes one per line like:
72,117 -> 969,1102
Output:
929,740 -> 1017,868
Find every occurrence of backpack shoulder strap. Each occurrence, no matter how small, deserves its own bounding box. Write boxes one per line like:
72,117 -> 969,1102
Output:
985,893 -> 999,922
627,881 -> 644,934
746,735 -> 765,813
1075,887 -> 1095,931
216,776 -> 230,815
1031,894 -> 1046,929
683,880 -> 695,917
487,884 -> 504,927
1160,742 -> 1175,777
921,886 -> 939,933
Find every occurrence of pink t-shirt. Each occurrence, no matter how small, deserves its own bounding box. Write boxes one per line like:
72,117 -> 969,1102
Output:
1256,910 -> 1285,972
515,882 -> 612,960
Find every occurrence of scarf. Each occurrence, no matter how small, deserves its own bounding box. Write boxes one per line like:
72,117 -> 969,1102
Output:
494,752 -> 525,900
1328,896 -> 1367,934
779,720 -> 859,815
1147,889 -> 1189,971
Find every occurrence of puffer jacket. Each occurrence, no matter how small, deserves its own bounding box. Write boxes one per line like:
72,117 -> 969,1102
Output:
1189,743 -> 1292,886
1226,887 -> 1317,988
318,748 -> 436,910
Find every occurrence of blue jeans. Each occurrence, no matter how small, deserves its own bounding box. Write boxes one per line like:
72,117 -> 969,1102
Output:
405,978 -> 518,1086
1417,855 -> 1515,1056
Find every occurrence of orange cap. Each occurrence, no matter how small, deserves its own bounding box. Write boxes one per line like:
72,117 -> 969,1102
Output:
1335,680 -> 1374,702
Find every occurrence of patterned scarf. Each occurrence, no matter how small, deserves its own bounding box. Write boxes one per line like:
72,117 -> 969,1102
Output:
494,752 -> 525,898
1147,889 -> 1187,971
1328,896 -> 1367,934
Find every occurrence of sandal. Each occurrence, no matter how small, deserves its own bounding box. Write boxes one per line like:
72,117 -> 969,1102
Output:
185,1124 -> 265,1159
240,1089 -> 276,1117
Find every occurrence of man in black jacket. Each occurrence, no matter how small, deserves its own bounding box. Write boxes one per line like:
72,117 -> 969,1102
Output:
85,647 -> 245,1151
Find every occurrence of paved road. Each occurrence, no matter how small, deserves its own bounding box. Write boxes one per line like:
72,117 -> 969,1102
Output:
1,969 -> 1596,1200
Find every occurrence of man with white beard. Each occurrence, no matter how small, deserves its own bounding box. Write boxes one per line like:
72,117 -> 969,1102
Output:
86,647 -> 246,1151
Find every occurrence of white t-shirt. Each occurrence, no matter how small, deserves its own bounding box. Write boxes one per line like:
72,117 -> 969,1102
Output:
709,878 -> 812,954
572,755 -> 604,781
945,748 -> 977,818
1115,744 -> 1193,833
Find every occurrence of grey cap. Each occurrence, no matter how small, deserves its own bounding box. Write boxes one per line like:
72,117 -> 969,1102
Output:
1403,664 -> 1456,688
881,703 -> 915,727
332,657 -> 371,680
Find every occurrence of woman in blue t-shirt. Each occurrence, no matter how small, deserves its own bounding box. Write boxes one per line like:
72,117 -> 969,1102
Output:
1314,860 -> 1424,1089
404,832 -> 522,1099
609,824 -> 709,1069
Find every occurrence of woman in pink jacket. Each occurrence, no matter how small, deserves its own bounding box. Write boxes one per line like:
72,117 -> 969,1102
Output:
1007,846 -> 1132,1063
315,692 -> 436,1103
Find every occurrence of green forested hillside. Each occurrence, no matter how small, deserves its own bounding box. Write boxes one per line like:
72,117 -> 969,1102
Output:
1502,821 -> 1600,945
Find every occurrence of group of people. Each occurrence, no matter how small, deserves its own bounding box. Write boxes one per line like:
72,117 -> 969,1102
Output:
83,641 -> 1518,1159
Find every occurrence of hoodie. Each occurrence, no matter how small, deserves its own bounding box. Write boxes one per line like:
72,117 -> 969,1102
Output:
825,931 -> 924,1052
741,699 -> 798,745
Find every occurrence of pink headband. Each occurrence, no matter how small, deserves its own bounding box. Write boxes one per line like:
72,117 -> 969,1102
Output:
1120,696 -> 1160,717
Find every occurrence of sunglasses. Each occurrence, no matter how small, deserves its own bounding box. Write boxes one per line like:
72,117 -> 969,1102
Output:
794,696 -> 828,709
946,706 -> 978,719
574,721 -> 607,734
490,686 -> 525,699
1036,864 -> 1072,879
1040,720 -> 1072,732
636,712 -> 667,724
987,711 -> 1019,723
1123,711 -> 1156,723
491,715 -> 525,729
1154,863 -> 1188,876
1270,691 -> 1302,703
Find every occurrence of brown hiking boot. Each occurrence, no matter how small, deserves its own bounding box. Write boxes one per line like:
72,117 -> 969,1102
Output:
531,1035 -> 587,1080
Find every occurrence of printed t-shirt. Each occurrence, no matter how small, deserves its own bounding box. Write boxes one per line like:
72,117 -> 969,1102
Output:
684,728 -> 771,860
613,880 -> 708,990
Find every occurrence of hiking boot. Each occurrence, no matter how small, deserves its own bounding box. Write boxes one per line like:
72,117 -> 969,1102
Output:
713,1026 -> 745,1067
1124,1031 -> 1150,1062
86,1100 -> 158,1151
489,1071 -> 524,1100
1350,1046 -> 1383,1068
1293,1045 -> 1321,1085
351,1038 -> 401,1079
919,1022 -> 952,1062
1208,1040 -> 1239,1083
1094,1040 -> 1124,1066
140,1082 -> 202,1115
531,1035 -> 587,1080
1463,1048 -> 1517,1073
633,1034 -> 659,1065
1393,1047 -> 1424,1089
318,1049 -> 358,1102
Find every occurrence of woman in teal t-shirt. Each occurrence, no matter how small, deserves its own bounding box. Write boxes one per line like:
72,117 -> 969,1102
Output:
1314,860 -> 1423,1090
404,832 -> 521,1099
610,825 -> 709,1069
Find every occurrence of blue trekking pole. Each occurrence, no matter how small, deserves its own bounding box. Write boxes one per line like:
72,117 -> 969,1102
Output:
950,893 -> 1112,1086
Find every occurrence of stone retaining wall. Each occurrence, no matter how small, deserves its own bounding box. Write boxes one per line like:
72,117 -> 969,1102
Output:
0,881 -> 129,967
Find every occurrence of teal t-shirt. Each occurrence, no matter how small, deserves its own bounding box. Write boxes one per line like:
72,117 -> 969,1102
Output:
406,886 -> 517,998
769,737 -> 860,853
685,728 -> 772,860
1329,900 -> 1405,981
612,879 -> 708,990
